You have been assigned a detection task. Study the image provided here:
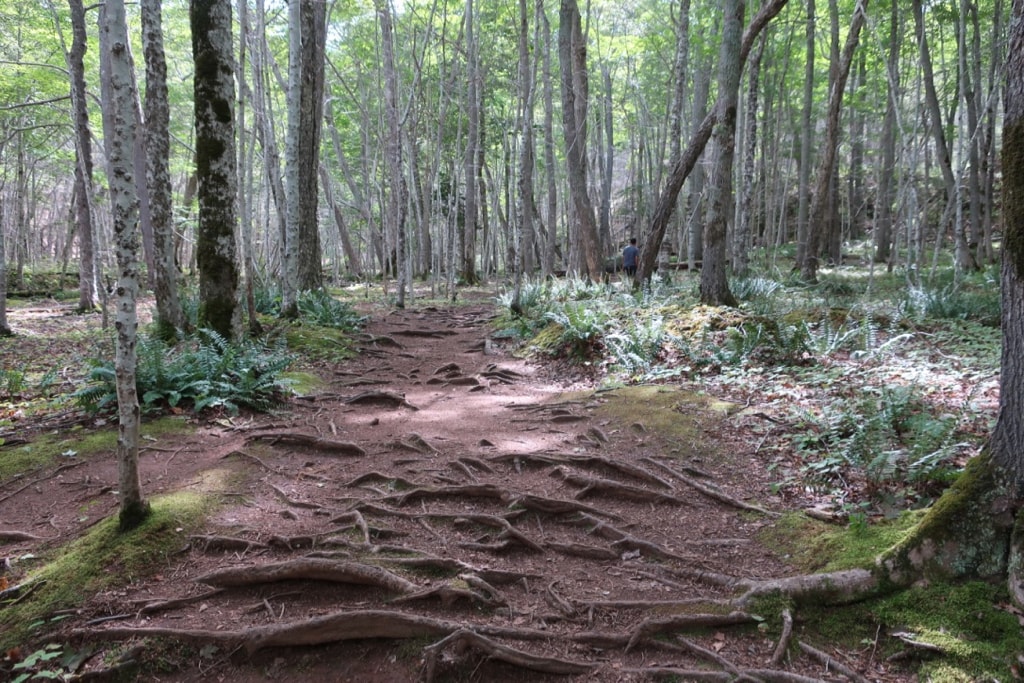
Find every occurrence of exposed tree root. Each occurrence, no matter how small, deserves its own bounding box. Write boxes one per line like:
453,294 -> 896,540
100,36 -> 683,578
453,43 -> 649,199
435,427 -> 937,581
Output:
545,541 -> 618,560
641,457 -> 779,517
771,608 -> 793,666
555,468 -> 688,505
193,558 -> 419,594
344,472 -> 419,490
391,433 -> 440,454
131,589 -> 225,614
0,530 -> 43,542
383,483 -> 511,506
626,611 -> 755,650
247,432 -> 366,456
390,328 -> 458,338
563,454 -> 675,489
511,493 -> 624,520
421,629 -> 596,682
375,555 -> 538,585
188,534 -> 268,553
565,513 -> 691,562
269,483 -> 323,510
343,390 -> 419,410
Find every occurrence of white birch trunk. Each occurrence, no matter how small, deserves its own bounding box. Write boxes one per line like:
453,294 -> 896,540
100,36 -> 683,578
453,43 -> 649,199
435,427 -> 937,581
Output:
102,0 -> 149,529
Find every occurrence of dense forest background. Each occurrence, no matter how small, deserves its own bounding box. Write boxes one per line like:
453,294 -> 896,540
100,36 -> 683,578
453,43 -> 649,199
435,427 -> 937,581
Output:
0,0 -> 1009,312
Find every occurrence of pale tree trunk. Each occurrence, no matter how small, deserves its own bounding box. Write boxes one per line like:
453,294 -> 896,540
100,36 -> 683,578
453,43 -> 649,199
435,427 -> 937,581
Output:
462,0 -> 481,285
874,0 -> 898,265
638,0 -> 789,283
734,31 -> 766,278
698,0 -> 742,307
141,0 -> 185,337
319,164 -> 362,277
799,0 -> 867,283
795,0 -> 815,269
192,0 -> 239,339
960,0 -> 983,267
558,0 -> 602,280
102,0 -> 149,530
598,64 -> 614,252
670,0 -> 692,260
68,0 -> 98,313
377,0 -> 408,308
236,0 -> 261,335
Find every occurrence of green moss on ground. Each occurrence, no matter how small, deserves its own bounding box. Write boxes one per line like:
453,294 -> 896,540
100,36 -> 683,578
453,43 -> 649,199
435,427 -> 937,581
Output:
0,482 -> 223,650
284,324 -> 357,362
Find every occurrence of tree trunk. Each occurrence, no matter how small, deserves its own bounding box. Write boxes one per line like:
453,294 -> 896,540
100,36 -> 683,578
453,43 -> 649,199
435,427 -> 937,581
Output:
558,0 -> 602,280
67,0 -> 98,313
462,0 -> 481,285
296,0 -> 326,292
699,0 -> 742,307
192,0 -> 239,340
0,196 -> 10,336
795,0 -> 815,270
734,31 -> 766,278
540,1 -> 558,278
799,0 -> 868,283
377,0 -> 408,308
101,0 -> 150,531
141,0 -> 185,337
638,0 -> 789,283
874,0 -> 898,265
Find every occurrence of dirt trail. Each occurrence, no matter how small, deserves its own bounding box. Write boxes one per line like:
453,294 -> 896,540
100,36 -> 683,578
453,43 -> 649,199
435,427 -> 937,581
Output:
3,303 -> 904,682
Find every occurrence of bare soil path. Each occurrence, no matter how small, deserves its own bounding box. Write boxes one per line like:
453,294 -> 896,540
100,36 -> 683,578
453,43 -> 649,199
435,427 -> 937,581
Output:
2,302 -> 912,682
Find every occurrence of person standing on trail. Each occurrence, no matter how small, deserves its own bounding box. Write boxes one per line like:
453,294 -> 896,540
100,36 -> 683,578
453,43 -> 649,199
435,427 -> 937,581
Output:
622,238 -> 639,278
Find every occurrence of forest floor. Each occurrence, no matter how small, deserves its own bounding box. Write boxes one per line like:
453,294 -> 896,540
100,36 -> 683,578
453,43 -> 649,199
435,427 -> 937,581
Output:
0,291 -> 973,682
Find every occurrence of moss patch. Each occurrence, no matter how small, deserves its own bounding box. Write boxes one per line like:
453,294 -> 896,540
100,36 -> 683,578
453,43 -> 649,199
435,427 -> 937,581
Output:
589,385 -> 714,451
284,324 -> 357,362
800,582 -> 1024,682
0,477 -> 225,649
762,510 -> 923,574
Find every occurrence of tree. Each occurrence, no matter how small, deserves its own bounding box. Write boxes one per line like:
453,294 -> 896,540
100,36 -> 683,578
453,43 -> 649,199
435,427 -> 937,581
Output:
282,0 -> 327,318
192,0 -> 238,339
558,0 -> 602,280
699,0 -> 743,307
141,0 -> 186,337
377,0 -> 408,308
67,0 -> 98,313
101,0 -> 149,530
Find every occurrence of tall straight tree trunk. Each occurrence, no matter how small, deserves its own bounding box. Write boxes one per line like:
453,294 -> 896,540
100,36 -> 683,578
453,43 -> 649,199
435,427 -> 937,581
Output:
687,58 -> 711,270
281,0 -> 303,317
558,0 -> 602,279
699,0 -> 742,307
141,0 -> 185,337
540,1 -> 558,278
377,0 -> 408,307
462,0 -> 481,285
192,0 -> 239,339
102,0 -> 149,530
795,0 -> 815,269
236,0 -> 261,335
515,0 -> 537,297
874,0 -> 899,265
800,0 -> 868,283
638,0 -> 789,283
68,0 -> 98,313
296,0 -> 326,291
734,31 -> 766,278
0,196 -> 10,336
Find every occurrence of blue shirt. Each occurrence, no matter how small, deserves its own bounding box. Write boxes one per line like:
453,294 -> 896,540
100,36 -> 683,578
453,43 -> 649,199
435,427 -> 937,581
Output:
623,245 -> 639,268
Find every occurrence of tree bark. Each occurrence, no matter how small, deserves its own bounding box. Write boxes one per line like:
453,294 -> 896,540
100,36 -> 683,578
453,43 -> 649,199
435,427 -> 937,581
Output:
101,0 -> 150,530
734,32 -> 766,278
141,0 -> 185,337
377,0 -> 408,308
698,0 -> 743,307
462,0 -> 481,285
558,0 -> 602,280
795,0 -> 815,269
67,0 -> 98,313
874,0 -> 898,265
192,0 -> 239,339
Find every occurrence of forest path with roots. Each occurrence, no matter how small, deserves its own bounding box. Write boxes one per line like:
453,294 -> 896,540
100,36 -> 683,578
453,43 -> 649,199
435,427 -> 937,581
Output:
6,301 -> 917,682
